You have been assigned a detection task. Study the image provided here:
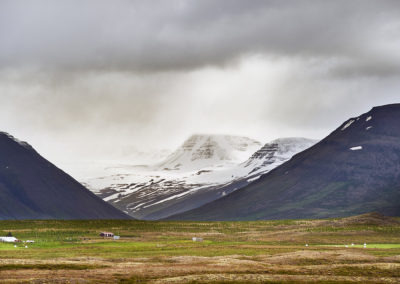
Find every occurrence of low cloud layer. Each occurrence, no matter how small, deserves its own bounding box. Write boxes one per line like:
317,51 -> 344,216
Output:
0,1 -> 399,166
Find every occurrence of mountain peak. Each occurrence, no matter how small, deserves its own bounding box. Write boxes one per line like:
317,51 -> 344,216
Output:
157,134 -> 262,171
370,103 -> 400,112
244,137 -> 317,174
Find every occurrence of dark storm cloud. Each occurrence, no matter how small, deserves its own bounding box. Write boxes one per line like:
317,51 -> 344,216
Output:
1,0 -> 400,76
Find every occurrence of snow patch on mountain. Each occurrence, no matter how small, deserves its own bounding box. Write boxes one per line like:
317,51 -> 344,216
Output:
341,119 -> 355,131
350,146 -> 363,151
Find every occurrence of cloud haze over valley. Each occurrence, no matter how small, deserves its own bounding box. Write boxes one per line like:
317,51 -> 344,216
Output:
1,0 -> 399,166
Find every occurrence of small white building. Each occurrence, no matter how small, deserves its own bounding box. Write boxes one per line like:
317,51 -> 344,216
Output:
0,237 -> 19,243
192,237 -> 203,242
113,236 -> 120,240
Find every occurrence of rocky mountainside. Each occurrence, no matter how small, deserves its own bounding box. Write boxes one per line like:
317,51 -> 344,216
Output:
81,135 -> 315,219
171,104 -> 400,221
0,132 -> 130,220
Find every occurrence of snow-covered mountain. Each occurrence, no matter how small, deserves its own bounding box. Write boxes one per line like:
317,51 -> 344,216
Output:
79,135 -> 317,220
156,134 -> 262,170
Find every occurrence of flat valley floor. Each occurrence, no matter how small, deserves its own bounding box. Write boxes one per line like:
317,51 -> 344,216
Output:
0,213 -> 399,283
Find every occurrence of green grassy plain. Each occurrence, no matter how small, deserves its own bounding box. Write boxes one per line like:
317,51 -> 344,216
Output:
0,213 -> 399,283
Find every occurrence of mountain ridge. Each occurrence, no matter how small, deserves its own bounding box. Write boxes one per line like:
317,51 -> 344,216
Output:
0,132 -> 131,220
170,104 -> 400,220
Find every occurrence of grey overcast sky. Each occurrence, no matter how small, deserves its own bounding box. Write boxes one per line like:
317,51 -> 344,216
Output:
0,0 -> 400,165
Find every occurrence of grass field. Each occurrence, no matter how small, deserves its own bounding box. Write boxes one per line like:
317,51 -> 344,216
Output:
0,213 -> 399,283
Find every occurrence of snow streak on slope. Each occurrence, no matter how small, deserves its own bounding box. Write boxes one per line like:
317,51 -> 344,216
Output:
79,135 -> 316,220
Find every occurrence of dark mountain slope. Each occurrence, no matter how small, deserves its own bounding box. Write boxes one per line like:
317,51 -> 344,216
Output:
171,104 -> 400,220
0,132 -> 130,220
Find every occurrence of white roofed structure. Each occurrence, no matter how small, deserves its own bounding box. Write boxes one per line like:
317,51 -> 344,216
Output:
0,236 -> 19,243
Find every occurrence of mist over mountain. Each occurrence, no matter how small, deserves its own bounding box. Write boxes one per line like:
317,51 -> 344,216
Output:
2,1 -> 400,166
